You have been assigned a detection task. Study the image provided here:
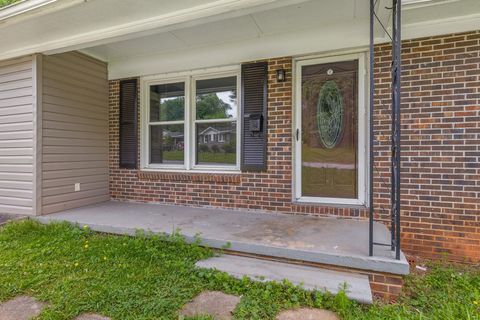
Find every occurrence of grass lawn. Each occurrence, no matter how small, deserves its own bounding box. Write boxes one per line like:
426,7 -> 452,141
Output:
301,166 -> 356,198
0,0 -> 19,8
163,150 -> 236,164
0,220 -> 479,319
301,146 -> 356,164
197,151 -> 236,165
300,145 -> 357,198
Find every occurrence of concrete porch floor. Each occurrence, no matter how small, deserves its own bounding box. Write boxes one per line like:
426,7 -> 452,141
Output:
36,201 -> 409,275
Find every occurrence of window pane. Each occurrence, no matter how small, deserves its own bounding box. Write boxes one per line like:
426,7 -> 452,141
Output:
196,122 -> 236,165
196,76 -> 237,120
150,124 -> 184,165
150,82 -> 185,122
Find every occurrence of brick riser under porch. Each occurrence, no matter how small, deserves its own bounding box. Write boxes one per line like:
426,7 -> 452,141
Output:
109,31 -> 480,265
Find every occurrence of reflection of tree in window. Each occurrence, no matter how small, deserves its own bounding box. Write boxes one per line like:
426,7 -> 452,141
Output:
196,93 -> 233,119
159,97 -> 185,121
194,76 -> 238,166
149,82 -> 186,165
150,82 -> 185,122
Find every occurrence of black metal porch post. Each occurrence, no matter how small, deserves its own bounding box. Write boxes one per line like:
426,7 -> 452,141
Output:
391,0 -> 402,260
370,0 -> 402,260
368,0 -> 375,257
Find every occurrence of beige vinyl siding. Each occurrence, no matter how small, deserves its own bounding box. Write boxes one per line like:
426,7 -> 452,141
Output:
0,56 -> 36,215
42,52 -> 109,214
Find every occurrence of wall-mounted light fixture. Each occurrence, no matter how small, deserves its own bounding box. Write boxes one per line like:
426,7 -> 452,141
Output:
276,69 -> 286,82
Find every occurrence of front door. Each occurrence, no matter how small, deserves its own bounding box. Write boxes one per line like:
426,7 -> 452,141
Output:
295,54 -> 366,205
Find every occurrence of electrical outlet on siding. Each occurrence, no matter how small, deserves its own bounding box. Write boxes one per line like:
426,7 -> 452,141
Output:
74,183 -> 81,192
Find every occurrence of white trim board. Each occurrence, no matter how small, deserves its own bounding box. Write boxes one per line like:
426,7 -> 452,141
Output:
32,54 -> 43,215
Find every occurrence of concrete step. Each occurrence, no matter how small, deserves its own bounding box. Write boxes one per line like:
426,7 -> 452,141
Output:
196,254 -> 373,304
36,201 -> 410,276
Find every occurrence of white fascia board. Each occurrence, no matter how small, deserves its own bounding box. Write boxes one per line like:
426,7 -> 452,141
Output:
375,12 -> 480,43
0,0 -> 84,24
401,13 -> 480,40
0,0 -> 310,61
402,0 -> 461,10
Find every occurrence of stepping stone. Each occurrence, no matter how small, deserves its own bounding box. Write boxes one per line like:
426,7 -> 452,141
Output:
76,314 -> 111,320
180,291 -> 240,320
0,296 -> 46,320
276,308 -> 339,320
196,255 -> 373,304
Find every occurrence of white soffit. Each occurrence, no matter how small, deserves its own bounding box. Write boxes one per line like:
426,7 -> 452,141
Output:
0,0 -> 211,42
0,0 -> 312,61
401,0 -> 480,39
86,0 -> 371,61
402,0 -> 460,9
97,0 -> 480,79
106,19 -> 371,79
251,0 -> 358,35
89,0 -> 376,76
85,32 -> 186,61
171,15 -> 260,45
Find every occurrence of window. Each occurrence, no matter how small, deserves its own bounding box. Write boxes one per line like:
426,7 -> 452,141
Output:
142,71 -> 240,171
149,82 -> 185,166
194,76 -> 237,166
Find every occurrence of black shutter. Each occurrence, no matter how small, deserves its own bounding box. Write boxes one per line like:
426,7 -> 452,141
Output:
119,79 -> 138,169
241,62 -> 268,171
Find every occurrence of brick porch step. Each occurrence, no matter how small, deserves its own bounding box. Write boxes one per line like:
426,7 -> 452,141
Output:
196,254 -> 373,304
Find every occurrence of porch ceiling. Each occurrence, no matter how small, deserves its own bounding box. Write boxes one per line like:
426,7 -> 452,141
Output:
0,0 -> 315,60
78,0 -> 480,79
1,0 -> 479,78
84,0 -> 369,62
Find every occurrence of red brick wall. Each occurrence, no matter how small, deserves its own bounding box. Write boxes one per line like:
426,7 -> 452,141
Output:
373,31 -> 480,263
109,32 -> 480,263
109,57 -> 364,217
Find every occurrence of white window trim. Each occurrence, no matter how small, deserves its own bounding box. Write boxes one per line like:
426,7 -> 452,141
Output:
141,75 -> 189,171
191,71 -> 241,171
293,51 -> 369,206
140,67 -> 241,172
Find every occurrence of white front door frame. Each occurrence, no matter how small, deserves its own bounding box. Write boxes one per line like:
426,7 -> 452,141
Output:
293,51 -> 368,206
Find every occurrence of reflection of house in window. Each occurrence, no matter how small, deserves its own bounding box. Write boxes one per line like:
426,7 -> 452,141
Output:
152,129 -> 184,152
199,127 -> 232,145
169,131 -> 184,149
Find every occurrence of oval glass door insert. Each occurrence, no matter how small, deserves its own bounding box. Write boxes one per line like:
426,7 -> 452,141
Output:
317,80 -> 344,149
